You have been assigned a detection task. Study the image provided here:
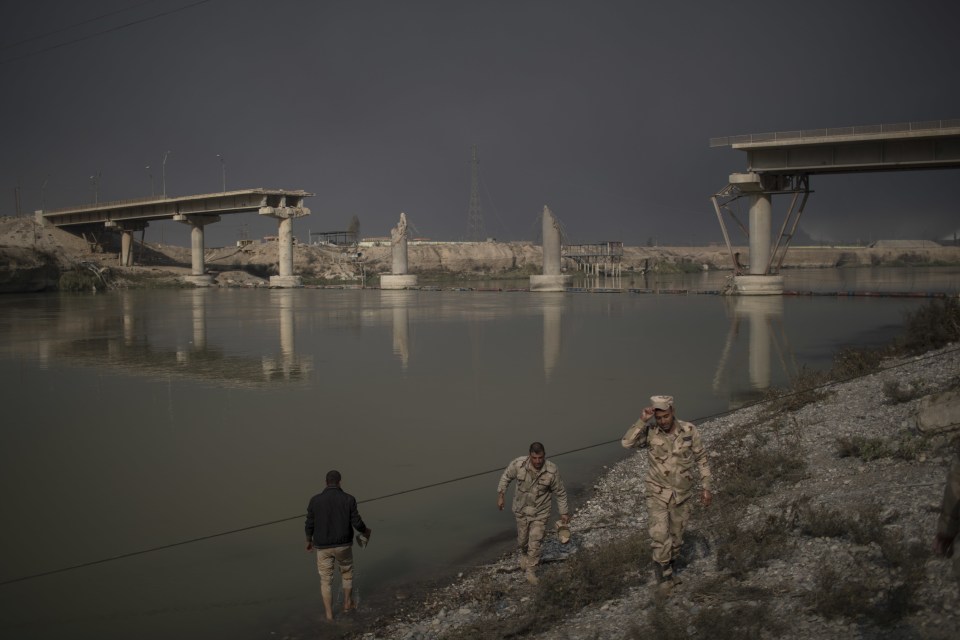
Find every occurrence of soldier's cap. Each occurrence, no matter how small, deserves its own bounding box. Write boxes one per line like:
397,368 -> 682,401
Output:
650,395 -> 674,411
556,520 -> 571,544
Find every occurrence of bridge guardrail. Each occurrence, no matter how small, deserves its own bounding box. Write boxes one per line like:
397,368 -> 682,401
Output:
709,118 -> 960,147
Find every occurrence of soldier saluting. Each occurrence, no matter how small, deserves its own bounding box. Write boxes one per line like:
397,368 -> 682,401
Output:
622,395 -> 712,590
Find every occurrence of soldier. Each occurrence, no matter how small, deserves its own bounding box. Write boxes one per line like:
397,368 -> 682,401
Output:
621,395 -> 712,590
933,450 -> 960,586
497,442 -> 570,584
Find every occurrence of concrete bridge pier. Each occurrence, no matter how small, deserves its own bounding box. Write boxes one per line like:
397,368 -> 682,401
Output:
174,214 -> 220,286
728,173 -> 783,295
105,220 -> 148,267
530,205 -> 572,292
260,198 -> 310,288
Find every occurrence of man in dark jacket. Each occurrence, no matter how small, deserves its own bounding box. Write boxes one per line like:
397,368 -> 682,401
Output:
305,470 -> 372,621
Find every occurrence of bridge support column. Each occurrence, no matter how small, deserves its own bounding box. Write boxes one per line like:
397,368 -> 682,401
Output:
530,205 -> 572,291
748,194 -> 771,275
259,198 -> 310,288
725,173 -> 783,295
105,220 -> 148,267
174,214 -> 220,286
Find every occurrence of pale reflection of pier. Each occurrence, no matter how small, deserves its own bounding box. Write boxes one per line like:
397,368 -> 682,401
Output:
715,295 -> 795,396
541,295 -> 565,380
16,291 -> 313,388
262,289 -> 313,381
175,289 -> 208,362
381,290 -> 415,370
579,275 -> 624,291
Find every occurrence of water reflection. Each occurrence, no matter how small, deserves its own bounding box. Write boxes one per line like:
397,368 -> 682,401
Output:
262,289 -> 313,381
381,290 -> 414,370
13,290 -> 312,388
541,294 -> 564,380
715,295 -> 796,402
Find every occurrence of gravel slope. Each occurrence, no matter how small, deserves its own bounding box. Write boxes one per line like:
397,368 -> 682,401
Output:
355,344 -> 960,640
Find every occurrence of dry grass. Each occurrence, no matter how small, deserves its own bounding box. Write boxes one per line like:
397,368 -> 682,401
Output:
882,378 -> 933,403
835,433 -> 926,462
445,535 -> 650,640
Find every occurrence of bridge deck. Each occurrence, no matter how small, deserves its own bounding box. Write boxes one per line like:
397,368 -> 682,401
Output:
711,119 -> 960,175
42,188 -> 313,227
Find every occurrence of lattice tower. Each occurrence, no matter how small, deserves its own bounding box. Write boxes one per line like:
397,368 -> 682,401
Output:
466,144 -> 485,240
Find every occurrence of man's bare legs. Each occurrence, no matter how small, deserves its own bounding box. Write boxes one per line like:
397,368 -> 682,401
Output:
320,583 -> 334,621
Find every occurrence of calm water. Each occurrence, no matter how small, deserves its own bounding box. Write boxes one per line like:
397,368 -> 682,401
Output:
0,267 -> 956,639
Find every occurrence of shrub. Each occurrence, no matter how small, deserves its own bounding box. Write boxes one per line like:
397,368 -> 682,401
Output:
899,297 -> 960,354
830,347 -> 886,379
835,434 -> 925,462
882,378 -> 931,403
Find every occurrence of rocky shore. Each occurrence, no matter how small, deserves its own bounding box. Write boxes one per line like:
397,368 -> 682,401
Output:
334,343 -> 960,640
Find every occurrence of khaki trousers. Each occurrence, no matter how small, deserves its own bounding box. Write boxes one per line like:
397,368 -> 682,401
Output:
315,545 -> 354,598
647,493 -> 690,566
516,514 -> 548,568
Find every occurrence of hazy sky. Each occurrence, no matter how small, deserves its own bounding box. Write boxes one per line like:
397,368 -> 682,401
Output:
2,0 -> 958,247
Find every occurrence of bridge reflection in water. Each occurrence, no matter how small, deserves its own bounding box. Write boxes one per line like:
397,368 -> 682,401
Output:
714,295 -> 796,402
29,290 -> 312,388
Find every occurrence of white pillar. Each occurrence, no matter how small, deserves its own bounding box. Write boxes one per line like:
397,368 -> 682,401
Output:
175,214 -> 219,285
259,200 -> 309,288
748,193 -> 771,275
392,235 -> 408,274
278,216 -> 293,278
120,230 -> 134,267
542,206 -> 561,276
191,224 -> 205,276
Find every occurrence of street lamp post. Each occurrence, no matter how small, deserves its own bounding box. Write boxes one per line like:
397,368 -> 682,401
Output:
40,175 -> 49,211
145,165 -> 154,196
217,154 -> 226,192
162,150 -> 171,198
89,171 -> 101,204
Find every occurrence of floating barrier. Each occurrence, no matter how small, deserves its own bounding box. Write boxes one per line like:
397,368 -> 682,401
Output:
363,285 -> 953,297
783,290 -> 950,298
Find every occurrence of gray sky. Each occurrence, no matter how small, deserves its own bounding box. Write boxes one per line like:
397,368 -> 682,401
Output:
2,0 -> 958,247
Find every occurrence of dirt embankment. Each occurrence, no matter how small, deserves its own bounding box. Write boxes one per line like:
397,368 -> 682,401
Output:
2,216 -> 958,292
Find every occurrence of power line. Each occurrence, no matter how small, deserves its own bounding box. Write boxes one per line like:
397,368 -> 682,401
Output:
0,0 -> 214,65
2,344 -> 956,587
0,0 -> 157,52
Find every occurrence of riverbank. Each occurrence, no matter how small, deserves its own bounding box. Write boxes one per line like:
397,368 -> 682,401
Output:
2,216 -> 959,292
301,336 -> 960,638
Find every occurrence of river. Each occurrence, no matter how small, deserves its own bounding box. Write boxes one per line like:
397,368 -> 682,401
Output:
0,267 -> 956,639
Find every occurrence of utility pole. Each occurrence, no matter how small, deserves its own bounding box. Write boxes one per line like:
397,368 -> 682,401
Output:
466,144 -> 484,241
89,171 -> 101,204
40,175 -> 49,211
162,150 -> 171,197
217,154 -> 226,192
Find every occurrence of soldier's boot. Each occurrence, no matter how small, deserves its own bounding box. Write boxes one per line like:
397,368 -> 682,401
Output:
653,562 -> 673,593
668,560 -> 681,585
525,568 -> 539,585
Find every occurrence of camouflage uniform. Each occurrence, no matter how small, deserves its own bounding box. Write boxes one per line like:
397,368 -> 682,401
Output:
621,414 -> 711,580
498,456 -> 569,570
937,451 -> 960,582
